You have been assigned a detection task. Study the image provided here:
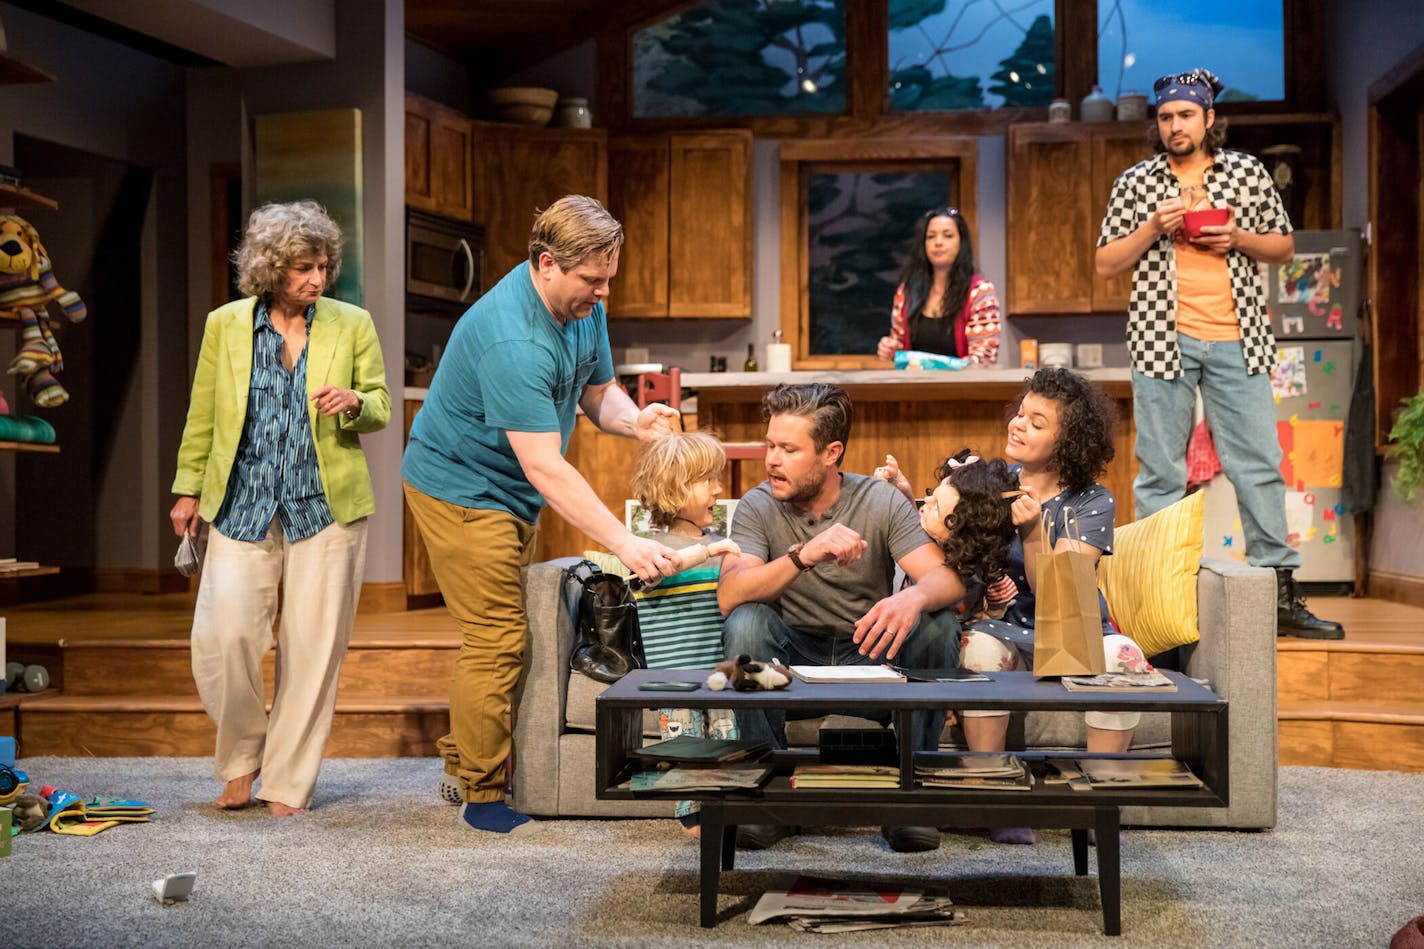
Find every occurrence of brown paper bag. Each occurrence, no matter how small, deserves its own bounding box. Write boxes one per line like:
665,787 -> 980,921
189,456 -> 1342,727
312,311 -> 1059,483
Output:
1032,508 -> 1108,677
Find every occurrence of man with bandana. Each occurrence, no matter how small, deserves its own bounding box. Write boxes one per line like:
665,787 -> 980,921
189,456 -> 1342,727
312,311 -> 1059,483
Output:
1095,67 -> 1343,640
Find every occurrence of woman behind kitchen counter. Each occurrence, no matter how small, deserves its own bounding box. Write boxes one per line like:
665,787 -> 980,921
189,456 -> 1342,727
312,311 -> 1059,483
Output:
876,206 -> 1001,367
169,200 -> 390,816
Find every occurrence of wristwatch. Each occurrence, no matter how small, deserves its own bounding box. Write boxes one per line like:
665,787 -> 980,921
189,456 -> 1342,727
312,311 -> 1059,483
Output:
786,542 -> 815,572
343,400 -> 361,421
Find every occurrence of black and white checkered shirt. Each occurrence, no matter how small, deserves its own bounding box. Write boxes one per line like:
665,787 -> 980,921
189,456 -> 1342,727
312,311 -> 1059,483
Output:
1098,149 -> 1292,380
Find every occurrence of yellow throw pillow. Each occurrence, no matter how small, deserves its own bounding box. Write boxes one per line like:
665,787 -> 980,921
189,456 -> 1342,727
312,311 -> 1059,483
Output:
1096,491 -> 1204,658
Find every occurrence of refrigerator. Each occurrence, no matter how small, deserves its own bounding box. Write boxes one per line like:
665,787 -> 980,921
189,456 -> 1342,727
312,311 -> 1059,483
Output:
1199,229 -> 1363,583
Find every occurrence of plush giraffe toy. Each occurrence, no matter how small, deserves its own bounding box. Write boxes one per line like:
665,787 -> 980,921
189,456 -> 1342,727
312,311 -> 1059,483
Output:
0,213 -> 88,408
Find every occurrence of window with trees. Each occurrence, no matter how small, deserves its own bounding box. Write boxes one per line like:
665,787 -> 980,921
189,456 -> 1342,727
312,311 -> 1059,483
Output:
888,0 -> 1056,111
779,139 -> 979,369
632,0 -> 847,118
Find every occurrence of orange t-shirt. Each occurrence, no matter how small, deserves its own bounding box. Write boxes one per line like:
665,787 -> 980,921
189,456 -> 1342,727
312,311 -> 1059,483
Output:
1172,158 -> 1239,341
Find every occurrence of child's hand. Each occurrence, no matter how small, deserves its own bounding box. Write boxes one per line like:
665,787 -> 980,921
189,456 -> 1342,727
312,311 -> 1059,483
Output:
872,453 -> 914,500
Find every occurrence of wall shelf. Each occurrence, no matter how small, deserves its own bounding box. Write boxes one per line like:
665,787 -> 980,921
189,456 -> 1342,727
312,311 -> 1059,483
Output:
0,565 -> 59,580
0,441 -> 60,453
0,51 -> 55,85
0,182 -> 59,212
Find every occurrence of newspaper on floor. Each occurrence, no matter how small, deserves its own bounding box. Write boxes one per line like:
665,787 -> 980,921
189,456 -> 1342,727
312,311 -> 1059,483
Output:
748,876 -> 966,930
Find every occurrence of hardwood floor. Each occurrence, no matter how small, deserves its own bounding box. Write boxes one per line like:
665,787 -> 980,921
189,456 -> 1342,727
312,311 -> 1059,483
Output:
4,593 -> 1423,767
1276,595 -> 1424,771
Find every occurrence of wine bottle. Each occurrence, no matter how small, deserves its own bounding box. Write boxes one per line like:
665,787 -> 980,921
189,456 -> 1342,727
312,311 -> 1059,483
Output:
743,343 -> 759,372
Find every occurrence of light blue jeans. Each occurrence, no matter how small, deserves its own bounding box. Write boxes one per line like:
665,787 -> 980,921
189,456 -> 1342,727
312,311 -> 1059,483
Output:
1132,332 -> 1299,570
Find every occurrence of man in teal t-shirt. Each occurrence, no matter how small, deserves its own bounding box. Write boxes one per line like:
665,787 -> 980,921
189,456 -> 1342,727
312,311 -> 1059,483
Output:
402,196 -> 680,836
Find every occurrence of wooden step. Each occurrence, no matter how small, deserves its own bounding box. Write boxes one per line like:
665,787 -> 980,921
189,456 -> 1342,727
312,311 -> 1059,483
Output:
1278,700 -> 1424,771
16,695 -> 449,757
54,639 -> 457,700
1278,644 -> 1424,705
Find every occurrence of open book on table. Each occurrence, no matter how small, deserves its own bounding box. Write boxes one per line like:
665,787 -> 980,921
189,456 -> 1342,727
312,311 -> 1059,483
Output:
788,665 -> 905,684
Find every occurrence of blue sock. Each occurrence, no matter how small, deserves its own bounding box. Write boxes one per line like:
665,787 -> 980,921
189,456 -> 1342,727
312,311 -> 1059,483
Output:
459,801 -> 535,834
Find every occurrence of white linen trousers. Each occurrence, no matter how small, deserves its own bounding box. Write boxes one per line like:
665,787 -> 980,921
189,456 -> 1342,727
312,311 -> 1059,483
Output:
191,517 -> 367,808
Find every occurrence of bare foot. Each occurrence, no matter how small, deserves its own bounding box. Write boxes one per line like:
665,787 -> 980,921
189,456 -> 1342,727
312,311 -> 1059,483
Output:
215,771 -> 258,809
266,801 -> 309,817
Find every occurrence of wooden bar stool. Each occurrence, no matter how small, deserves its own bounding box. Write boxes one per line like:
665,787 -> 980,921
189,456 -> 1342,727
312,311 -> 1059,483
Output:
634,367 -> 682,410
635,369 -> 761,495
722,441 -> 764,497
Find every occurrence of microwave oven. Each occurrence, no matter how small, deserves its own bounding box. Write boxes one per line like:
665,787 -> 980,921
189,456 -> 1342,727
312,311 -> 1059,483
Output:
406,208 -> 484,312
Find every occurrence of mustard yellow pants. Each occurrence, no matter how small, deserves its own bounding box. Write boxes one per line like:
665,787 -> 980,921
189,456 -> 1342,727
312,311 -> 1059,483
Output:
403,483 -> 537,803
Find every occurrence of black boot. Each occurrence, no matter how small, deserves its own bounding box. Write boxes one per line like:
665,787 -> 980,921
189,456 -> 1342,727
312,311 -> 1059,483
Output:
1275,568 -> 1344,639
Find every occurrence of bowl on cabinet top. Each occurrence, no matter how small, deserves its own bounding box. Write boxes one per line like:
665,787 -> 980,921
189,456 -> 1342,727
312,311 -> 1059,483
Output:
487,86 -> 558,126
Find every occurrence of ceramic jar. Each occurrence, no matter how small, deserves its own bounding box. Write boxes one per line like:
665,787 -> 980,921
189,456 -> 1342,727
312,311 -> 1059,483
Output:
1080,85 -> 1114,123
1117,91 -> 1147,121
554,97 -> 592,128
1048,98 -> 1072,123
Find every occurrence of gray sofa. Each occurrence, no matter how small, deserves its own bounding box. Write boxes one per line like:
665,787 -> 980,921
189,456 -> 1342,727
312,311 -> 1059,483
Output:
510,557 -> 1278,829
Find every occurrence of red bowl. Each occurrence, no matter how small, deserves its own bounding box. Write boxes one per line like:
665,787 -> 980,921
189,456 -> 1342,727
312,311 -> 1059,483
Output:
1182,207 -> 1230,238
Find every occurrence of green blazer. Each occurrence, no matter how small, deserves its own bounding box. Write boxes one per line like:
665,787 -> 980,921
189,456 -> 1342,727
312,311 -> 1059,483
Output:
172,296 -> 391,524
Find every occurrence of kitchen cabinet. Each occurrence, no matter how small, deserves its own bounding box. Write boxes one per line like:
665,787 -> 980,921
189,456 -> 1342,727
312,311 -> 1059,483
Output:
606,130 -> 752,319
405,94 -> 474,222
403,400 -> 440,599
471,122 -> 607,287
1006,115 -> 1339,317
1006,122 -> 1148,315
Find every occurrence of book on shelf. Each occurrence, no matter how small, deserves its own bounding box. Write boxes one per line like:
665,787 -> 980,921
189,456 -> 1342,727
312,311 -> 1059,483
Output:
913,752 -> 1025,777
1061,670 -> 1177,692
629,735 -> 769,765
622,764 -> 772,793
913,752 -> 1033,791
1042,758 -> 1094,791
0,560 -> 41,572
791,764 -> 900,789
788,664 -> 905,684
1074,757 -> 1203,789
915,754 -> 1033,791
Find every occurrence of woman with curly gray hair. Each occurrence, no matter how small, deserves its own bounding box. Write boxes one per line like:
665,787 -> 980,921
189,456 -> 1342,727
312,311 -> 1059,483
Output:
170,200 -> 390,816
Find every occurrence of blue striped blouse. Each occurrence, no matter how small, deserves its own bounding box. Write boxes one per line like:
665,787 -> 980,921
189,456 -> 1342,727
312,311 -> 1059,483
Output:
213,300 -> 334,543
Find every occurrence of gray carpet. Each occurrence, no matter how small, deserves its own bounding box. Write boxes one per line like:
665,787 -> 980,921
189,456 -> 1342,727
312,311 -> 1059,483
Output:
5,757 -> 1421,947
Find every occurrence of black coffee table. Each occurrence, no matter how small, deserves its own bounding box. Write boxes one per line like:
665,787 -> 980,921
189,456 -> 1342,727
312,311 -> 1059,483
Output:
595,668 -> 1229,935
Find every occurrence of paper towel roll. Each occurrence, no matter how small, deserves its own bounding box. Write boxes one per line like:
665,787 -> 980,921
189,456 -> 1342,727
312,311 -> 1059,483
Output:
765,342 -> 792,374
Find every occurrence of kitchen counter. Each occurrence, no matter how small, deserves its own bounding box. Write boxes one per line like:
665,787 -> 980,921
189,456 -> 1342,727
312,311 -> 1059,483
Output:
692,367 -> 1139,529
680,368 -> 1131,390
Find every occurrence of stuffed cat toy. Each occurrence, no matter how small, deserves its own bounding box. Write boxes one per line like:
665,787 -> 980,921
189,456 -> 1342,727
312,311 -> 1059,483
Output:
1,213 -> 88,408
706,654 -> 792,692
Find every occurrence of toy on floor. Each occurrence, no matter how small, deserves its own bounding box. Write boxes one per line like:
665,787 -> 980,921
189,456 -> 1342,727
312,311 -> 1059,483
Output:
11,794 -> 48,832
0,764 -> 29,807
706,654 -> 792,691
1,213 -> 89,408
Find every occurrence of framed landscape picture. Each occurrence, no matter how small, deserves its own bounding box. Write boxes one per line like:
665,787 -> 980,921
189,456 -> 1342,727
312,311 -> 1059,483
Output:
626,499 -> 738,536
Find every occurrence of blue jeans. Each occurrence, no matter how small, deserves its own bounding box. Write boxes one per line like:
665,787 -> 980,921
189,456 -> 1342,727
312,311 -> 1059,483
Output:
1132,332 -> 1299,569
722,603 -> 961,751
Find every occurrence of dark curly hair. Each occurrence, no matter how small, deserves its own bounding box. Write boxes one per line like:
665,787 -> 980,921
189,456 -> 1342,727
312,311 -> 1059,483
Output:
897,206 -> 977,324
931,449 -> 1018,586
1013,368 -> 1117,493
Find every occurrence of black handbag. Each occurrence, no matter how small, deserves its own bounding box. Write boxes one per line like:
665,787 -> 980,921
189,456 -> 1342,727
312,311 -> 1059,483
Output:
565,560 -> 646,684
